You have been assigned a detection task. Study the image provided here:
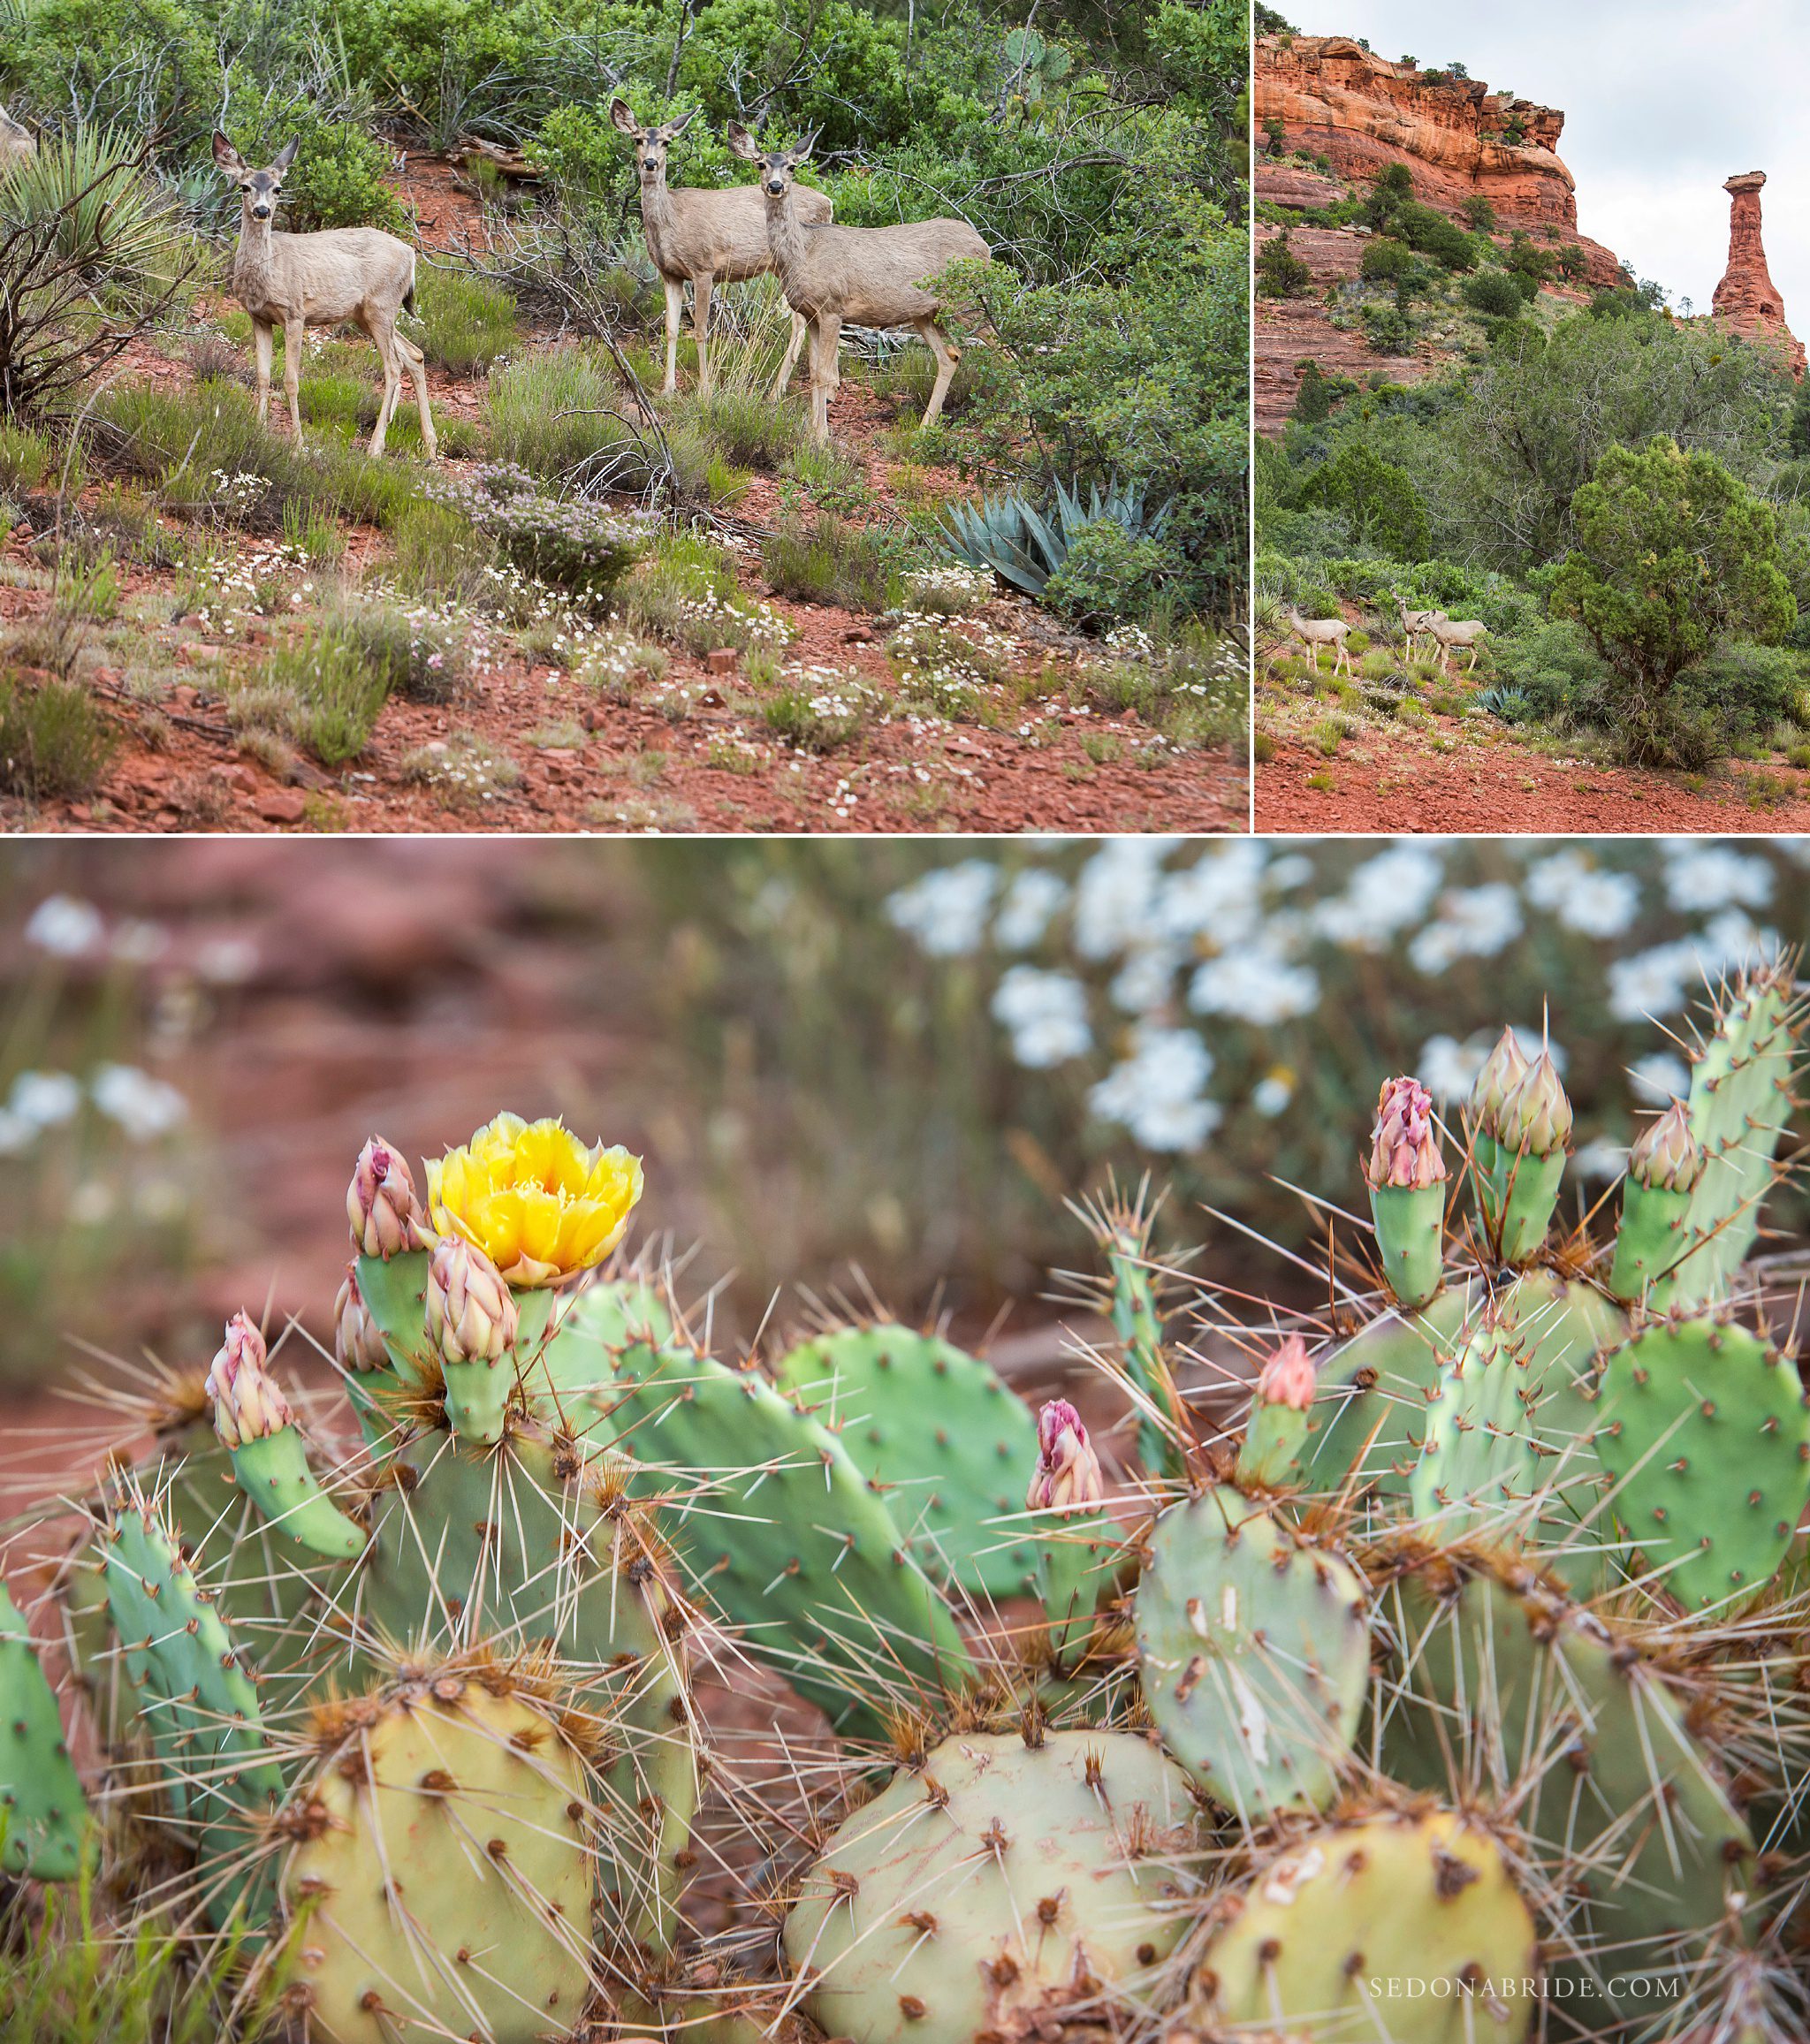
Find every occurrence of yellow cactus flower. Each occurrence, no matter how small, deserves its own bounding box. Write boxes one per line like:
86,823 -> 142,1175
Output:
427,1113 -> 644,1288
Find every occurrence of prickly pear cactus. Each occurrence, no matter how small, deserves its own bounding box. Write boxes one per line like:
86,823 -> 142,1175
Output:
1188,1808 -> 1539,2043
783,1729 -> 1199,2044
273,1660 -> 594,2044
0,1579 -> 87,1878
1133,1487 -> 1366,1820
774,1321 -> 1040,1597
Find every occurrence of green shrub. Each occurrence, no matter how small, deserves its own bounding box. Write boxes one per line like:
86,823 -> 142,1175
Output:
762,678 -> 869,751
223,108 -> 407,233
678,388 -> 809,472
93,377 -> 316,524
487,346 -> 712,498
0,673 -> 114,798
1463,269 -> 1525,319
1360,238 -> 1416,285
414,266 -> 520,373
1256,230 -> 1311,298
1394,201 -> 1475,271
239,626 -> 390,766
760,513 -> 897,612
430,464 -> 645,601
300,372 -> 378,433
1294,444 -> 1430,561
1044,520 -> 1175,627
0,422 -> 53,491
331,597 -> 475,703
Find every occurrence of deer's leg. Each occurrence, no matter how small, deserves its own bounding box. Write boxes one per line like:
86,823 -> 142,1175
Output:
252,320 -> 274,428
809,314 -> 842,443
771,309 -> 808,403
362,311 -> 400,459
692,271 -> 714,399
913,316 -> 961,428
399,333 -> 436,460
662,277 -> 684,396
282,317 -> 305,445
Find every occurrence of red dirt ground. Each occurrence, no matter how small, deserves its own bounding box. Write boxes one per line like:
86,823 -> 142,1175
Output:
2,158 -> 1244,837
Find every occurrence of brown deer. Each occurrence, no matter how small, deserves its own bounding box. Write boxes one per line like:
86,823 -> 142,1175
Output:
1427,612 -> 1488,675
727,125 -> 989,444
1286,606 -> 1355,680
0,109 -> 34,171
611,99 -> 830,400
212,133 -> 435,460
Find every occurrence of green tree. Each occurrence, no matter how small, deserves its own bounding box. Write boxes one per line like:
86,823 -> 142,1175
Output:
1461,194 -> 1497,232
1550,437 -> 1796,760
1262,115 -> 1287,156
1296,440 -> 1431,559
1257,229 -> 1312,298
1292,359 -> 1332,423
1360,237 -> 1416,285
1463,269 -> 1524,320
1789,379 -> 1810,460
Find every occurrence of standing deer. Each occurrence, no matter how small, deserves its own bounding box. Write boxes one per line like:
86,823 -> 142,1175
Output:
0,109 -> 34,171
728,125 -> 989,445
211,134 -> 435,460
1427,612 -> 1488,674
611,99 -> 829,401
1397,596 -> 1438,660
1286,605 -> 1355,679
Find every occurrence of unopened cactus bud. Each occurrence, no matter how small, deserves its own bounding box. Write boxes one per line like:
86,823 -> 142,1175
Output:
1365,1077 -> 1445,1191
333,1264 -> 390,1377
1628,1100 -> 1704,1194
1027,1399 -> 1104,1513
347,1136 -> 428,1259
427,1236 -> 518,1367
1468,1027 -> 1529,1136
1254,1332 -> 1315,1411
205,1312 -> 291,1449
1497,1052 -> 1572,1158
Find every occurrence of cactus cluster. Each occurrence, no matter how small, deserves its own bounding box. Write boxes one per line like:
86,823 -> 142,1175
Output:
2,959 -> 1809,2044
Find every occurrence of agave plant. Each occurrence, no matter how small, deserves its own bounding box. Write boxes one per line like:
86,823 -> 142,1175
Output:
941,475 -> 1171,598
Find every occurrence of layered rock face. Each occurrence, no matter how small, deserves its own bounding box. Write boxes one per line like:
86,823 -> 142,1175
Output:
1711,173 -> 1805,378
1255,35 -> 1624,282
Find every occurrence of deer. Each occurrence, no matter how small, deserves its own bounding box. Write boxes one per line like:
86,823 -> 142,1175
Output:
727,124 -> 989,445
0,109 -> 34,171
1286,606 -> 1355,680
611,99 -> 830,402
1397,596 -> 1439,660
1426,612 -> 1488,675
211,134 -> 435,461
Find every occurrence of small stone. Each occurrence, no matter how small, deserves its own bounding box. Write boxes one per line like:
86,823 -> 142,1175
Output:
257,788 -> 308,824
705,648 -> 739,676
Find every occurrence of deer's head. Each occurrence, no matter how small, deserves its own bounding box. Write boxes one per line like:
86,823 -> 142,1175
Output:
726,123 -> 820,201
610,101 -> 700,190
213,134 -> 299,223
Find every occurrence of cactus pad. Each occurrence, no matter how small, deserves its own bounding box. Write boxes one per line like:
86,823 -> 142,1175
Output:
1190,1808 -> 1537,2043
1595,1318 -> 1810,1611
593,1335 -> 972,1736
278,1668 -> 591,2044
0,1580 -> 87,1878
774,1322 -> 1040,1597
783,1729 -> 1198,2044
1133,1486 -> 1367,1820
1409,1317 -> 1542,1537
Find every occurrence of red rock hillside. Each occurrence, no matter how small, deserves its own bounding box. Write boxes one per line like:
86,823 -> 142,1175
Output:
1712,173 -> 1806,378
1254,33 -> 1627,433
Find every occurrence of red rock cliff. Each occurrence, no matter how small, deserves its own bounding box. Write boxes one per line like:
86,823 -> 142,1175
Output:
1711,173 -> 1805,378
1255,34 -> 1622,285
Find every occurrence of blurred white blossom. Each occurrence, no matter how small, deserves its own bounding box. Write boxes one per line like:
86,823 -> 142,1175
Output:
9,1070 -> 81,1128
994,870 -> 1069,950
886,861 -> 999,956
1524,850 -> 1641,938
1628,1052 -> 1691,1105
1409,885 -> 1524,974
1188,950 -> 1319,1025
1091,1027 -> 1219,1152
25,896 -> 103,957
1662,842 -> 1773,913
90,1064 -> 187,1141
991,968 -> 1091,1068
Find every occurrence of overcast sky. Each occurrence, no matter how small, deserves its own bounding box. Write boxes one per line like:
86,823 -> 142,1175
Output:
1292,1 -> 1806,318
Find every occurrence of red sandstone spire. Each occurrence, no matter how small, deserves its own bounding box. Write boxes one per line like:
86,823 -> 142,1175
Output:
1712,171 -> 1805,378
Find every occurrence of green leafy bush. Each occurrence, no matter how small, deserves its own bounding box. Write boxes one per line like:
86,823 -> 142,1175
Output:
0,674 -> 115,798
431,463 -> 645,599
760,514 -> 896,612
1294,444 -> 1430,562
1462,269 -> 1525,320
244,625 -> 391,765
1044,521 -> 1175,628
1257,230 -> 1311,299
223,106 -> 407,233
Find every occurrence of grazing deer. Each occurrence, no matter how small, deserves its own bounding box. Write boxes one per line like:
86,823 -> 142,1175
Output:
0,109 -> 34,171
1286,605 -> 1355,679
728,124 -> 989,445
1427,612 -> 1488,675
611,99 -> 829,401
1397,596 -> 1438,659
211,134 -> 436,460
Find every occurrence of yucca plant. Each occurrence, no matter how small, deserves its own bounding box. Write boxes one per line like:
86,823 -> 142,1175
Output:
941,475 -> 1171,597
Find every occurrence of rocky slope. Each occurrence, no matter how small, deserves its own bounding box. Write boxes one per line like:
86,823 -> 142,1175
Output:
1254,33 -> 1625,432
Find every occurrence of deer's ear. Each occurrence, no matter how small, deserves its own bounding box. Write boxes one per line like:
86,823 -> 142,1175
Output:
726,121 -> 758,162
664,106 -> 700,141
610,98 -> 640,135
212,132 -> 246,174
792,127 -> 821,162
271,137 -> 299,173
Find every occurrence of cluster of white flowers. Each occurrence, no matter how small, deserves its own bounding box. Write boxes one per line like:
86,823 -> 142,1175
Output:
0,1062 -> 186,1156
209,469 -> 270,517
680,590 -> 793,657
901,565 -> 992,616
886,837 -> 1802,1161
25,896 -> 255,984
886,613 -> 1016,718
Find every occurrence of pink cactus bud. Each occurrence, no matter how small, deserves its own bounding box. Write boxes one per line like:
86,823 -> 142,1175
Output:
426,1235 -> 518,1368
1497,1051 -> 1572,1157
1256,1333 -> 1315,1411
347,1136 -> 428,1259
1365,1076 -> 1446,1190
1629,1100 -> 1704,1193
333,1263 -> 390,1376
1469,1028 -> 1529,1135
205,1311 -> 292,1449
1027,1398 -> 1105,1513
